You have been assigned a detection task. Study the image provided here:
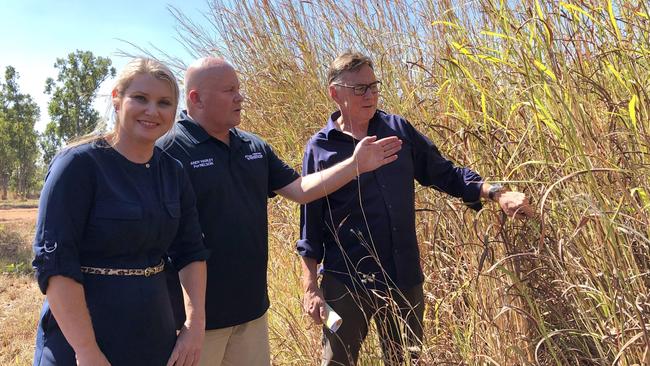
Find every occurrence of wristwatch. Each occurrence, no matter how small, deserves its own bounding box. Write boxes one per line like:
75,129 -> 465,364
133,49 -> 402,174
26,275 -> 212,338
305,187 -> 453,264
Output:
488,184 -> 505,201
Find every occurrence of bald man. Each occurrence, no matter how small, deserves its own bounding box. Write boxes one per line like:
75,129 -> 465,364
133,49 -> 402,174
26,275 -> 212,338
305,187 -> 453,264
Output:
158,57 -> 402,366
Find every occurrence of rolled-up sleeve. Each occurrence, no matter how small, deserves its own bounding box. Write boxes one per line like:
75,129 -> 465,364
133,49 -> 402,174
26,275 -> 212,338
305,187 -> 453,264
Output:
167,169 -> 210,270
297,140 -> 325,262
408,121 -> 483,211
32,150 -> 94,294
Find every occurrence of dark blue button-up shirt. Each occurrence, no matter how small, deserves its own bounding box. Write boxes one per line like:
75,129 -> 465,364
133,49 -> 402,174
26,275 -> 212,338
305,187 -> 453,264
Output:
297,110 -> 483,290
33,140 -> 208,294
32,140 -> 209,365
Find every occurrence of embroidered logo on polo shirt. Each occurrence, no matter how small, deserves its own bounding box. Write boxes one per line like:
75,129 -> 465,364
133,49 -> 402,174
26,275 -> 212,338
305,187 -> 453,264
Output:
244,152 -> 263,161
190,158 -> 214,168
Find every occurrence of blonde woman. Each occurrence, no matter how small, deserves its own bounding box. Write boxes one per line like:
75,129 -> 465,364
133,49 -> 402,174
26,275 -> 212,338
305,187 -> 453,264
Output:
32,58 -> 208,366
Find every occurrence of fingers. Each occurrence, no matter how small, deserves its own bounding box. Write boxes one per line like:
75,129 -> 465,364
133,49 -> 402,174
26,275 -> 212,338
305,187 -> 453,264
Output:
319,303 -> 327,323
176,351 -> 189,366
167,329 -> 203,366
505,204 -> 529,218
359,135 -> 378,145
167,346 -> 192,366
304,291 -> 325,325
310,305 -> 323,325
519,204 -> 535,217
376,137 -> 402,151
383,155 -> 399,164
382,142 -> 402,157
383,147 -> 401,158
375,136 -> 400,145
497,191 -> 536,220
176,352 -> 189,366
166,349 -> 178,366
192,350 -> 202,366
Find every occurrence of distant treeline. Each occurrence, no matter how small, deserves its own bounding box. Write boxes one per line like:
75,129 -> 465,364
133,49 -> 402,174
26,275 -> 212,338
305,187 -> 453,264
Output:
0,50 -> 114,200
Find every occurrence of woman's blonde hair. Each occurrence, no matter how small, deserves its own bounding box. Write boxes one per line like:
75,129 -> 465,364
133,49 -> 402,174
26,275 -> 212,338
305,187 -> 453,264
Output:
67,57 -> 179,148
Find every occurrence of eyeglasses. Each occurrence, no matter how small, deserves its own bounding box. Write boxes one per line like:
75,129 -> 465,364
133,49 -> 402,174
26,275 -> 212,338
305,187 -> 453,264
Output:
333,81 -> 381,96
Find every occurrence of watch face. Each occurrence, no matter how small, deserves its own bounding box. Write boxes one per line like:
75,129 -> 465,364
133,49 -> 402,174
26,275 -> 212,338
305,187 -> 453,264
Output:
489,184 -> 504,200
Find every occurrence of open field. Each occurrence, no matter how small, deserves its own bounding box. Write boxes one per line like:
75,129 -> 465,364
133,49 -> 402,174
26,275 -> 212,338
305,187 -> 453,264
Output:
0,208 -> 38,223
0,208 -> 41,365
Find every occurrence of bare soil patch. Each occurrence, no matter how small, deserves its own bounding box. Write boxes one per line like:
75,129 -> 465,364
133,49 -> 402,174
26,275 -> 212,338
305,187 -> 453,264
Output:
0,208 -> 38,223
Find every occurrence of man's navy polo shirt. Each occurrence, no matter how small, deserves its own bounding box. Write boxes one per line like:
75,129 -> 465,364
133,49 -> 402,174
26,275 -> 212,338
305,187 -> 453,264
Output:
159,111 -> 299,329
297,110 -> 483,290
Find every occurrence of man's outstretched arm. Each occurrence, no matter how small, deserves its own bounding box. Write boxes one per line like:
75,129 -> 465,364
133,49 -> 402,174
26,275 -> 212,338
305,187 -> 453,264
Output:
276,135 -> 401,204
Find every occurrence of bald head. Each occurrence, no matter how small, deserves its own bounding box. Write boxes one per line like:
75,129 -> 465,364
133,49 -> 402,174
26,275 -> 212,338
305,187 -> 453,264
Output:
185,57 -> 233,100
184,57 -> 244,140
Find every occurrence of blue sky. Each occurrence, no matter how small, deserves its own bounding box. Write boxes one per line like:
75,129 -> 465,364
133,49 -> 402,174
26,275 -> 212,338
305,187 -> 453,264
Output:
0,0 -> 211,131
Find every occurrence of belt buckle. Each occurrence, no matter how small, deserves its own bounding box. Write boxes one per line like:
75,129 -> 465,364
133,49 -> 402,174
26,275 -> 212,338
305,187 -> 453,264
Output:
144,267 -> 154,277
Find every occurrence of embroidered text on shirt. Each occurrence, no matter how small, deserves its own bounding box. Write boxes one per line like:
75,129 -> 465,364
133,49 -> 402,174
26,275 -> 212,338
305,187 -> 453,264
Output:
190,158 -> 215,168
244,152 -> 263,160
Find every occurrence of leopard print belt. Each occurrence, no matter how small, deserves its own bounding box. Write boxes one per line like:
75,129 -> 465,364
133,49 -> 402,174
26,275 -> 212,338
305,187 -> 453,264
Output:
80,259 -> 165,277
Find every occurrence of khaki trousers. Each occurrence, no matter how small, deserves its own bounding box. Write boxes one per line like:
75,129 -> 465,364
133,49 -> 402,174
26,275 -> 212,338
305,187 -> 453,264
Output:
198,312 -> 270,366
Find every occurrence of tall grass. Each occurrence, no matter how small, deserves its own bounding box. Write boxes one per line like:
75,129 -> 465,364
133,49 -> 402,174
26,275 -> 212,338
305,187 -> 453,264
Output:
168,0 -> 650,364
0,218 -> 40,365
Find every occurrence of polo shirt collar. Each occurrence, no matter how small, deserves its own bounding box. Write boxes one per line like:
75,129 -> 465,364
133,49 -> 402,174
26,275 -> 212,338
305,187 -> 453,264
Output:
325,110 -> 381,139
179,110 -> 251,149
228,128 -> 250,151
179,111 -> 211,144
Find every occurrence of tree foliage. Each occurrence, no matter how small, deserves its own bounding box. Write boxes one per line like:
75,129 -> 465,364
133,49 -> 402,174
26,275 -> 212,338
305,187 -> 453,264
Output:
39,121 -> 61,169
0,115 -> 14,200
0,66 -> 40,199
44,50 -> 115,146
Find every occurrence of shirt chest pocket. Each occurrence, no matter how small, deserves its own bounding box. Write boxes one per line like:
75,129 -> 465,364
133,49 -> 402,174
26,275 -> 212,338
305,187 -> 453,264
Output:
381,142 -> 414,177
157,200 -> 182,249
87,201 -> 145,252
94,201 -> 143,220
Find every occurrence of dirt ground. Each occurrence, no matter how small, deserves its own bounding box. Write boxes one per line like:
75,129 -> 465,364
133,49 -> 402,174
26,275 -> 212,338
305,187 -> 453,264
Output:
0,207 -> 40,365
0,208 -> 38,223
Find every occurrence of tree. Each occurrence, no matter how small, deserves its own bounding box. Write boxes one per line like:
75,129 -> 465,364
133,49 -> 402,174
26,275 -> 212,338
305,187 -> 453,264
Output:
0,115 -> 14,200
39,121 -> 62,168
45,50 -> 116,145
0,66 -> 40,199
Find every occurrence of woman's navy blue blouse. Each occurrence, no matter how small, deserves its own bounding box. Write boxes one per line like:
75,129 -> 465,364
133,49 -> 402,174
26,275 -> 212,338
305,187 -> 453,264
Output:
33,140 -> 208,291
31,140 -> 209,366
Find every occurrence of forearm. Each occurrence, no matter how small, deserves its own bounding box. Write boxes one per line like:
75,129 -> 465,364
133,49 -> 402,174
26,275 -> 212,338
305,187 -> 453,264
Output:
178,261 -> 207,327
295,157 -> 357,204
480,182 -> 491,200
300,256 -> 321,291
46,276 -> 101,355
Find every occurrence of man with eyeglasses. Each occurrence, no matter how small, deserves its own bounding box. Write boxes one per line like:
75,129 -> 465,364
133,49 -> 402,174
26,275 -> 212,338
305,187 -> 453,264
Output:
297,51 -> 533,365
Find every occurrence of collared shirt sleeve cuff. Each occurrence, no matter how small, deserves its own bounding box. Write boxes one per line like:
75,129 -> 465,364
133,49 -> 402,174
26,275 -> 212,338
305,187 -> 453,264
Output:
460,171 -> 484,211
269,173 -> 300,198
296,239 -> 323,262
32,241 -> 84,294
462,183 -> 483,211
35,269 -> 84,294
170,247 -> 210,271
